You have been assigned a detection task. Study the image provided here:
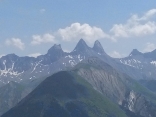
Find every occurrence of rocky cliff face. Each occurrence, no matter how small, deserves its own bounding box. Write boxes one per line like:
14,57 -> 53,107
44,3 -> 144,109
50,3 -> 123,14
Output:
123,90 -> 156,117
74,57 -> 156,117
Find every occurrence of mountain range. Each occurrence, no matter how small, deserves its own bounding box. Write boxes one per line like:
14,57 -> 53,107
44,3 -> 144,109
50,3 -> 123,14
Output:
0,39 -> 156,117
1,39 -> 156,86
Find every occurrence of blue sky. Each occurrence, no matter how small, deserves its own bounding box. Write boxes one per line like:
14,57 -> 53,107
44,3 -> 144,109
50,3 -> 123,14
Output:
1,0 -> 156,58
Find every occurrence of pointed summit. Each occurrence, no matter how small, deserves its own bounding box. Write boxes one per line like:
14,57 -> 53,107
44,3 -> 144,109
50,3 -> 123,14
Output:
44,44 -> 65,63
73,39 -> 89,52
93,40 -> 105,54
47,44 -> 63,54
129,49 -> 142,56
47,44 -> 65,57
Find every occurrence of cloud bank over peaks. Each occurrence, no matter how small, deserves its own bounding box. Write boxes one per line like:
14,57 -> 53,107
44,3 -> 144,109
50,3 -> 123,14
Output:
57,23 -> 110,44
31,33 -> 56,45
110,9 -> 156,41
56,9 -> 156,42
28,8 -> 156,47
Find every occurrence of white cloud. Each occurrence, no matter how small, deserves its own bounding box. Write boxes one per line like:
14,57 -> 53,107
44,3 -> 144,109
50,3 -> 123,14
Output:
58,9 -> 154,42
143,42 -> 156,52
40,9 -> 46,13
63,49 -> 70,53
57,23 -> 109,43
108,51 -> 122,58
28,53 -> 41,58
31,33 -> 56,45
110,9 -> 156,41
141,9 -> 156,20
30,9 -> 156,45
5,38 -> 25,50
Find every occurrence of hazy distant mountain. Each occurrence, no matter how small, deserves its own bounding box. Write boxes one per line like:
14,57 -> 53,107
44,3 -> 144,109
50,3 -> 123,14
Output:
1,38 -> 156,87
0,38 -> 151,87
118,49 -> 156,80
0,39 -> 109,86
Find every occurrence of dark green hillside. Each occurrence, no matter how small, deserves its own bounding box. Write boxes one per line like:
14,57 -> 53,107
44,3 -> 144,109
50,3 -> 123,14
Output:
1,71 -> 127,117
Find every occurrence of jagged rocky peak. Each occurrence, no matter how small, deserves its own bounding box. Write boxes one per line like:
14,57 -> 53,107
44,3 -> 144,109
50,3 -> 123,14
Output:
46,44 -> 65,62
47,44 -> 64,54
93,40 -> 105,54
53,44 -> 62,50
73,39 -> 89,52
129,49 -> 142,56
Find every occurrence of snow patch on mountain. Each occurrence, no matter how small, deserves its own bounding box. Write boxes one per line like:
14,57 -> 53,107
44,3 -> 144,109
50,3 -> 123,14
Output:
150,61 -> 156,66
